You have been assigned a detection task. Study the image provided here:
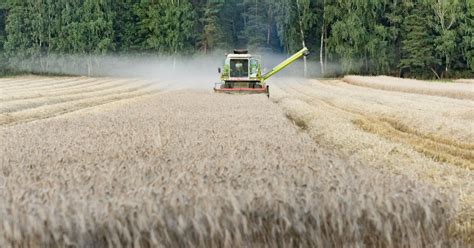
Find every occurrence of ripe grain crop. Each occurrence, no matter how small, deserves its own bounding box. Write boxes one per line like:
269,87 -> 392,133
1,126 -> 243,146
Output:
0,88 -> 462,247
271,79 -> 473,241
284,79 -> 473,146
343,75 -> 474,100
0,76 -> 159,126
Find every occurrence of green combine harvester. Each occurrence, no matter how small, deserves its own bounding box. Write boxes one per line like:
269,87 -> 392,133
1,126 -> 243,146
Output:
214,47 -> 309,97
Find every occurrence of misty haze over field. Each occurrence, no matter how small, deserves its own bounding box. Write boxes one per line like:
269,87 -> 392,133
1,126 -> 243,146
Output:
10,52 -> 328,90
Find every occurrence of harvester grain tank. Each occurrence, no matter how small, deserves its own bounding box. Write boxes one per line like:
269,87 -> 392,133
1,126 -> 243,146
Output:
214,47 -> 309,97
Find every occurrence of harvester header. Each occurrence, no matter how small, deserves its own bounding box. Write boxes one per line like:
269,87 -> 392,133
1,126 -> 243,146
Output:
214,47 -> 309,97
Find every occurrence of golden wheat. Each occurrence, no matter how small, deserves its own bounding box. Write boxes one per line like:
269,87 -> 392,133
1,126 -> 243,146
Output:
0,76 -> 468,246
343,75 -> 474,100
0,77 -> 158,126
271,79 -> 473,242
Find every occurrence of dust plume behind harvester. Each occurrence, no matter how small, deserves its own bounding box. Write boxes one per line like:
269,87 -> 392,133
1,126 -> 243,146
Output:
214,47 -> 309,97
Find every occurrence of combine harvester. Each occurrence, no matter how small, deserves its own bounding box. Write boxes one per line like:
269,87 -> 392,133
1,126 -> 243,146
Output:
214,47 -> 309,97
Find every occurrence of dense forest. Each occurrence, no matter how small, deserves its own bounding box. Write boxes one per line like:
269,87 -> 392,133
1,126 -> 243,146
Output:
0,0 -> 472,78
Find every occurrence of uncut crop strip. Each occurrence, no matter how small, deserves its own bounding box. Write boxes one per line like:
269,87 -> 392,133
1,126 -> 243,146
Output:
284,82 -> 474,169
3,77 -> 149,96
0,76 -> 60,88
0,77 -> 159,126
305,79 -> 474,143
271,83 -> 473,240
0,88 -> 158,126
0,80 -> 147,110
0,79 -> 142,102
343,76 -> 474,100
0,76 -> 86,91
2,77 -> 112,94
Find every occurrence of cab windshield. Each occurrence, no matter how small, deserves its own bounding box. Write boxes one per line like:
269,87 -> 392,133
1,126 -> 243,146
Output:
230,59 -> 249,78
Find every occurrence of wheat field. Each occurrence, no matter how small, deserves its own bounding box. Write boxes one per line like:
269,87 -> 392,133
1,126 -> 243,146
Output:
272,78 -> 473,243
343,75 -> 474,100
0,76 -> 471,246
0,76 -> 161,126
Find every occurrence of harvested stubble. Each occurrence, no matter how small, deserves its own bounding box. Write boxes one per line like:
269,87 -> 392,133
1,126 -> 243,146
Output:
343,75 -> 474,100
271,79 -> 473,242
0,90 -> 461,247
281,79 -> 474,167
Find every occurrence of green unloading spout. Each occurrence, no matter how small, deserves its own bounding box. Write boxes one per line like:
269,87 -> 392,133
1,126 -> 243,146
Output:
262,47 -> 309,81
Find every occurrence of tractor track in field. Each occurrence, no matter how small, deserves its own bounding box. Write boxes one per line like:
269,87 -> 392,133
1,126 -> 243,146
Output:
275,81 -> 474,240
280,83 -> 474,170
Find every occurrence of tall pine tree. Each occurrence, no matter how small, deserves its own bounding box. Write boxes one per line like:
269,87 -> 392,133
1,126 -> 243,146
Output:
199,0 -> 227,53
400,3 -> 439,78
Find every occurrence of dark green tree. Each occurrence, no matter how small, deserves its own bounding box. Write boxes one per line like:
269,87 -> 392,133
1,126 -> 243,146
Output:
399,3 -> 440,78
199,0 -> 226,53
134,0 -> 196,54
241,0 -> 270,50
459,0 -> 474,71
0,2 -> 7,74
326,0 -> 392,74
4,0 -> 40,70
0,0 -> 471,77
80,0 -> 114,75
273,0 -> 301,53
429,0 -> 463,75
113,0 -> 140,52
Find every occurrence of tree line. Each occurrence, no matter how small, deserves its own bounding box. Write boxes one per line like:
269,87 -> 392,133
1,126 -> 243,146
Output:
0,0 -> 472,78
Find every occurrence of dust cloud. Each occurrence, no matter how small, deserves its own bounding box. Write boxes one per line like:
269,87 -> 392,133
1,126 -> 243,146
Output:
11,50 -> 339,90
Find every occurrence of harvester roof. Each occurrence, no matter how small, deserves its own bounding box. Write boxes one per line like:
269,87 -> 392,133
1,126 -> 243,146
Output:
228,54 -> 253,59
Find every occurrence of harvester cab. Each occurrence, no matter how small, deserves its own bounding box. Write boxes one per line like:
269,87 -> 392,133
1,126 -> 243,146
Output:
214,47 -> 309,97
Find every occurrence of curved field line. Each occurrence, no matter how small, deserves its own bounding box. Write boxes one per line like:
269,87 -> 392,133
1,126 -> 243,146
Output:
288,83 -> 474,160
2,78 -> 111,93
0,77 -> 84,90
3,77 -> 123,93
0,90 -> 159,126
343,76 -> 474,101
290,82 -> 474,150
317,79 -> 474,108
300,80 -> 474,143
283,83 -> 474,170
1,79 -> 144,102
353,118 -> 474,170
1,83 -> 156,113
0,77 -> 62,89
272,84 -> 473,241
2,77 -> 101,93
